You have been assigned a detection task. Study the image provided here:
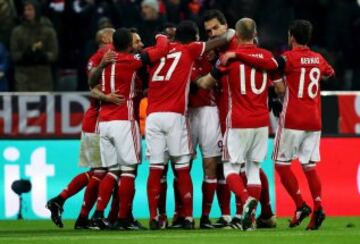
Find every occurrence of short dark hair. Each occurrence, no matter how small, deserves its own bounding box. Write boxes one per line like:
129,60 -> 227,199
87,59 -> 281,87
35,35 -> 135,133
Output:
163,22 -> 176,30
175,20 -> 199,43
202,9 -> 227,25
129,27 -> 138,34
113,28 -> 133,51
289,20 -> 313,45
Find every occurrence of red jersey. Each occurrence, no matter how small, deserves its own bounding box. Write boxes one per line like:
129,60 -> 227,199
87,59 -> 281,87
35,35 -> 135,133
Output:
81,46 -> 113,133
189,55 -> 216,108
218,44 -> 273,128
281,46 -> 335,130
216,36 -> 238,133
147,41 -> 206,115
99,52 -> 143,121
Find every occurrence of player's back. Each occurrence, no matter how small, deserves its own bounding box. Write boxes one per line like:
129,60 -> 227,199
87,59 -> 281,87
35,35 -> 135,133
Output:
225,44 -> 273,128
100,52 -> 142,122
282,47 -> 334,131
147,41 -> 205,115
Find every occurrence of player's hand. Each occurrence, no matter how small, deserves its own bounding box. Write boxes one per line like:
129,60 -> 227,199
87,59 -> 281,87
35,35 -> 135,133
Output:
225,28 -> 236,41
104,92 -> 125,105
100,50 -> 116,68
220,52 -> 236,66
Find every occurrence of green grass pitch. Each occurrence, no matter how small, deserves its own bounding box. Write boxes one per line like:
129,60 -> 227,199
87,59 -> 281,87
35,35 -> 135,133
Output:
0,217 -> 359,244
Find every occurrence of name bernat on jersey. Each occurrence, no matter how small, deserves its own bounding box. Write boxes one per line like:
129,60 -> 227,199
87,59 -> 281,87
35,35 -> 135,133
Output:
301,57 -> 320,64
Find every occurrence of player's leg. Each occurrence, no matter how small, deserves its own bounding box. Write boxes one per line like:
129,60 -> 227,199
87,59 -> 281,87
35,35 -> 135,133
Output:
170,162 -> 185,228
197,106 -> 223,228
256,168 -> 276,228
47,131 -> 97,228
112,121 -> 142,230
200,157 -> 218,228
273,128 -> 311,227
107,182 -> 119,224
91,122 -> 121,230
213,163 -> 232,228
75,168 -> 107,229
299,131 -> 325,230
75,132 -> 107,229
158,161 -> 169,229
46,170 -> 92,228
146,113 -> 167,230
167,113 -> 194,229
222,128 -> 257,231
231,163 -> 247,229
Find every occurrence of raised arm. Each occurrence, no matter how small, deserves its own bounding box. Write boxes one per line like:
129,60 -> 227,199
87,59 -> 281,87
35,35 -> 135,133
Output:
141,34 -> 169,65
203,29 -> 236,53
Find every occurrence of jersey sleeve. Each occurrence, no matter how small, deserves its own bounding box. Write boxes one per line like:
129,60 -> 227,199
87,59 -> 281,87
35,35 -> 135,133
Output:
210,59 -> 228,80
188,41 -> 206,60
320,55 -> 335,78
143,34 -> 169,64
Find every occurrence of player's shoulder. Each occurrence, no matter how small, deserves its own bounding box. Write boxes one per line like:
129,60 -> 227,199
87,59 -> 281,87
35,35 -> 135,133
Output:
254,46 -> 273,58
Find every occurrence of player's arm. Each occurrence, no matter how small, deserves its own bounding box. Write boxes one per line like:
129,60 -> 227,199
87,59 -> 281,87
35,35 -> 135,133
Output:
140,34 -> 169,65
320,58 -> 335,80
221,51 -> 286,71
88,50 -> 116,88
273,78 -> 286,96
203,29 -> 236,53
90,84 -> 126,105
195,65 -> 224,90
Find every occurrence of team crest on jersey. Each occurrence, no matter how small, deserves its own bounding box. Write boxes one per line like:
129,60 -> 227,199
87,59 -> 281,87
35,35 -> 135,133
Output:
134,54 -> 141,60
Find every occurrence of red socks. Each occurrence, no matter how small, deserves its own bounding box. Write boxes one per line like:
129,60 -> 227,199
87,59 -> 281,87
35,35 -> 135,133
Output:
60,171 -> 92,200
79,170 -> 106,218
96,172 -> 118,211
147,165 -> 164,220
216,180 -> 231,216
201,176 -> 217,217
259,169 -> 273,218
276,164 -> 304,208
158,177 -> 167,216
107,184 -> 119,223
303,166 -> 322,210
226,173 -> 249,204
118,173 -> 136,219
175,165 -> 193,218
173,177 -> 183,219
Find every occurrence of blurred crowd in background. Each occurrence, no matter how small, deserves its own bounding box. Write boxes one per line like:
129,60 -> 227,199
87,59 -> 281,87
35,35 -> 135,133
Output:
0,0 -> 359,92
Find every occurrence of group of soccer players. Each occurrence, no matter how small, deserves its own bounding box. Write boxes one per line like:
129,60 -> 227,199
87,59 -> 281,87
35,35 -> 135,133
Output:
46,9 -> 334,231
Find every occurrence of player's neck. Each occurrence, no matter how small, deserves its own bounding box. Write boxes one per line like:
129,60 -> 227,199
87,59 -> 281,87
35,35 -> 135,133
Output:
292,42 -> 308,49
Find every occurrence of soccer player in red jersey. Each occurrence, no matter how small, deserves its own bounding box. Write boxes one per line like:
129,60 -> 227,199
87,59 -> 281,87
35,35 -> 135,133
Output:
196,18 -> 285,231
88,28 -> 169,230
145,20 -> 235,230
46,28 -> 123,229
188,50 -> 222,229
272,20 -> 335,230
202,10 -> 277,229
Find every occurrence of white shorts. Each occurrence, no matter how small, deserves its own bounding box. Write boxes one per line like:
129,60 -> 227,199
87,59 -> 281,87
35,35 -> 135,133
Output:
222,127 -> 268,164
273,128 -> 321,164
79,132 -> 102,168
99,120 -> 141,169
146,112 -> 193,164
189,106 -> 222,158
